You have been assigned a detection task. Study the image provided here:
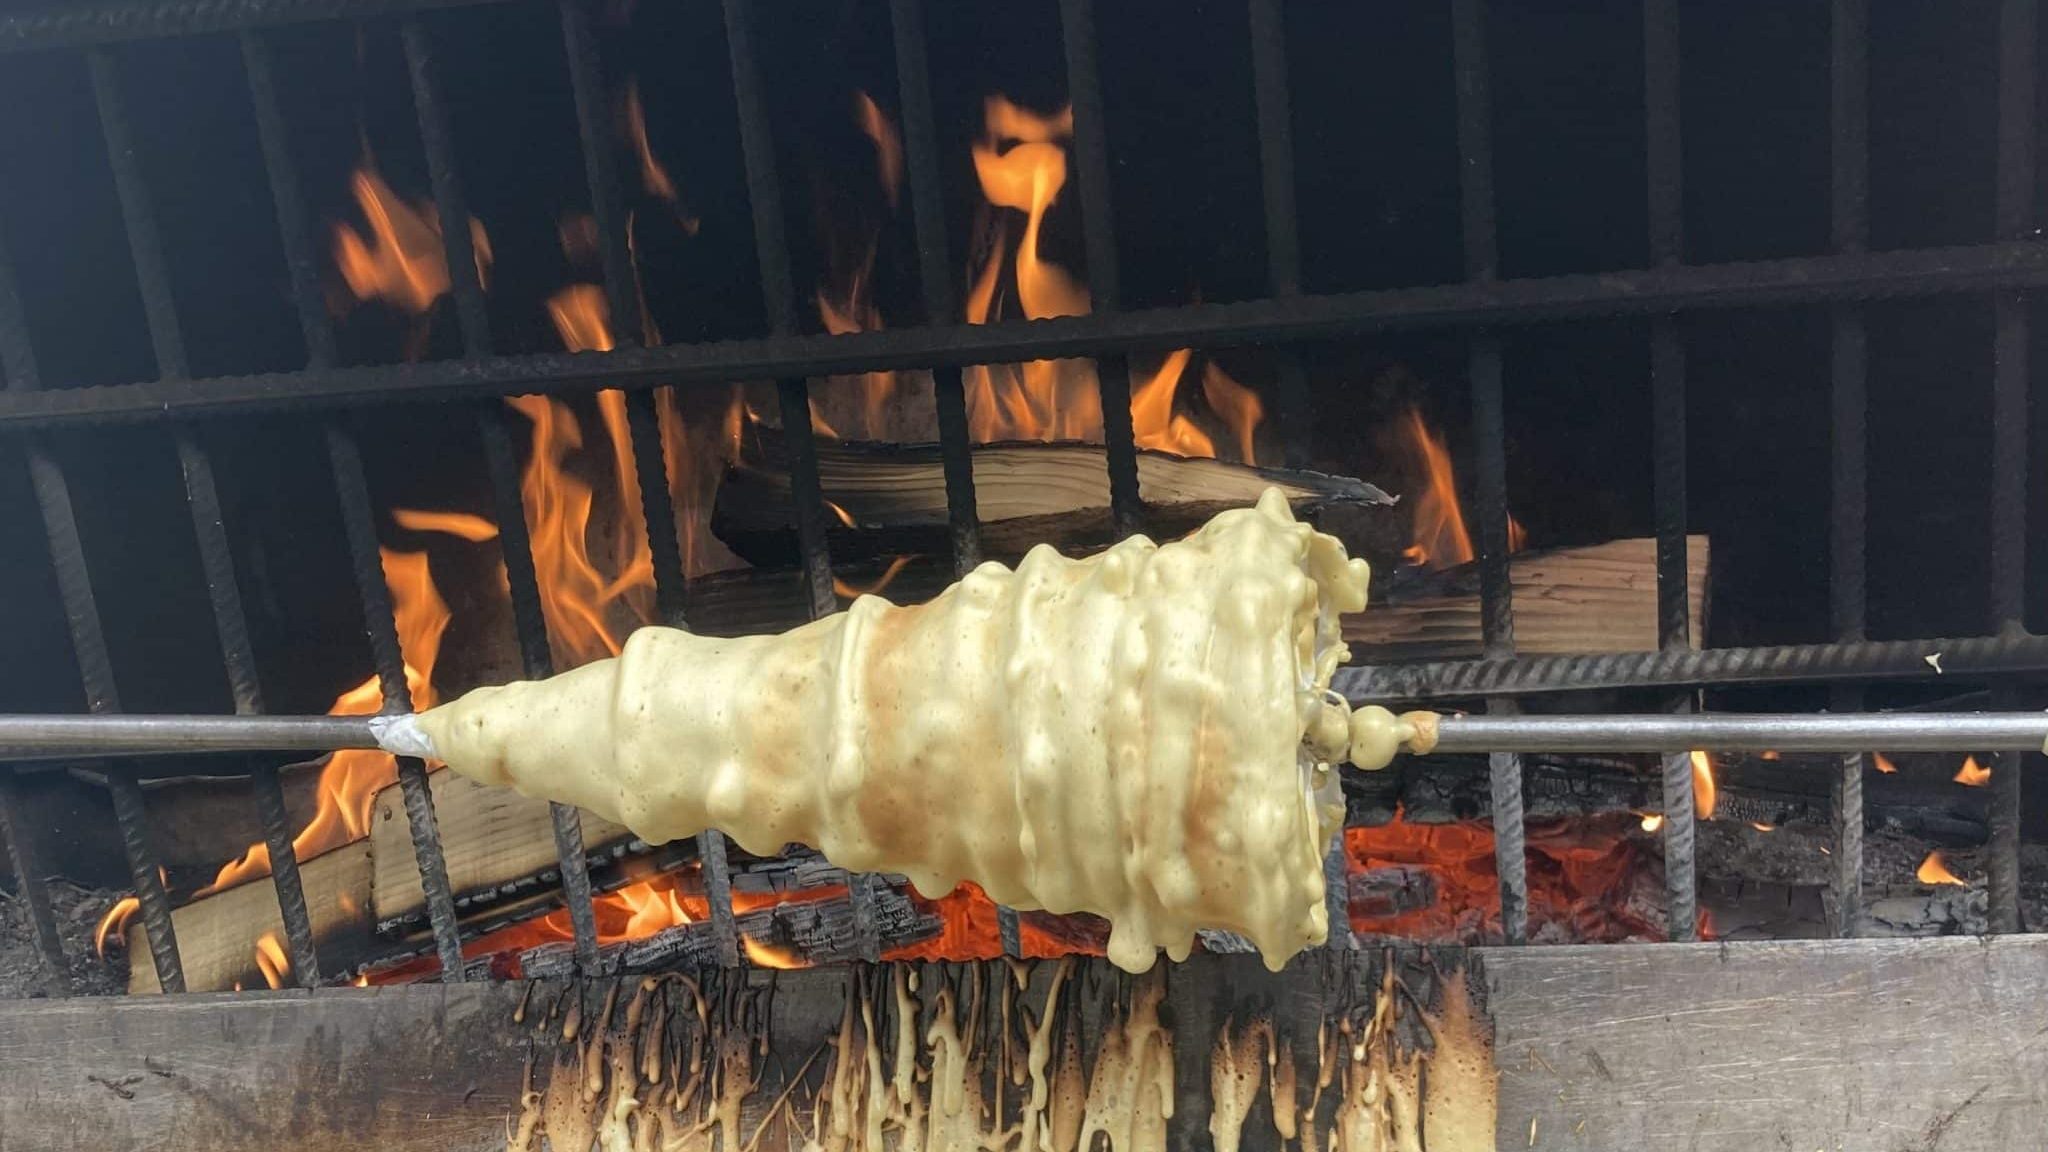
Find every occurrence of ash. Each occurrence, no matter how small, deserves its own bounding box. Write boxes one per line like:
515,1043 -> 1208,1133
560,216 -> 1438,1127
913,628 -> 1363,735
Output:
0,879 -> 126,999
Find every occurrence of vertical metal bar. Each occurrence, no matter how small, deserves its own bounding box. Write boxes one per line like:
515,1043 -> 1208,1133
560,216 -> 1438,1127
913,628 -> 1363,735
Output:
0,205 -> 183,990
1644,0 -> 1696,942
248,763 -> 318,985
400,12 -> 602,970
479,410 -> 601,971
720,0 -> 877,960
888,0 -> 983,576
95,43 -> 322,981
887,0 -> 1014,957
252,25 -> 463,980
1246,0 -> 1312,466
1057,0 -> 1143,538
240,31 -> 336,370
1826,0 -> 1870,938
0,772 -> 69,991
1988,0 -> 2036,934
1449,0 -> 1526,945
558,0 -> 689,628
326,425 -> 465,978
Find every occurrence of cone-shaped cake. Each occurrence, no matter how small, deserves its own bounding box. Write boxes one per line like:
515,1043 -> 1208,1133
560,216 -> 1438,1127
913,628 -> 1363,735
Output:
417,488 -> 1371,972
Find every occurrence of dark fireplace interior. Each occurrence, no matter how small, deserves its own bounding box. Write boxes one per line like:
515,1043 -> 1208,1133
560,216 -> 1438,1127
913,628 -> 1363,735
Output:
2,0 -> 2047,1003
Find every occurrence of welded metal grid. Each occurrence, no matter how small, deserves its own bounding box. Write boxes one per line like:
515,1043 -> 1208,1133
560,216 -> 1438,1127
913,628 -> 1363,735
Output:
0,0 -> 2037,991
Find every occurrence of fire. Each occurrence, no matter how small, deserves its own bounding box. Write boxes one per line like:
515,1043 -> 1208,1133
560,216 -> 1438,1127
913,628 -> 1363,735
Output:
1873,752 -> 1898,774
1344,815 -> 1693,943
254,931 -> 290,990
742,936 -> 804,969
506,392 -> 654,664
392,509 -> 498,542
1691,751 -> 1717,820
546,284 -> 616,354
1954,755 -> 1992,786
332,167 -> 492,317
834,555 -> 914,601
853,90 -> 903,209
94,891 -> 142,958
621,80 -> 698,233
1917,851 -> 1967,886
1639,813 -> 1664,833
1396,405 -> 1526,568
192,549 -> 452,902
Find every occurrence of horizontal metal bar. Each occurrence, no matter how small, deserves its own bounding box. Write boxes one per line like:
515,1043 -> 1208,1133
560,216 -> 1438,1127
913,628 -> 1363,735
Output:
0,0 -> 509,53
6,241 -> 2048,431
6,708 -> 2047,761
1428,711 -> 2048,754
1339,632 -> 2048,701
0,714 -> 378,758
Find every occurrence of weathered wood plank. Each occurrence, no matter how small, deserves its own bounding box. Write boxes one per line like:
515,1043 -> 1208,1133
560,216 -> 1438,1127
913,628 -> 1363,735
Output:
1483,935 -> 2048,1151
1347,536 -> 1709,660
714,434 -> 1392,565
3,953 -> 1483,1152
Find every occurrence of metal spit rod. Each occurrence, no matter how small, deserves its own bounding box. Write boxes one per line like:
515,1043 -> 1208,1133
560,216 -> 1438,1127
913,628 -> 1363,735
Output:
0,710 -> 2044,762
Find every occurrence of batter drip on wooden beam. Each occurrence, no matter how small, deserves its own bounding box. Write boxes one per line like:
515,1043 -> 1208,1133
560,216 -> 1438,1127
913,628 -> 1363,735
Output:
417,488 -> 1375,973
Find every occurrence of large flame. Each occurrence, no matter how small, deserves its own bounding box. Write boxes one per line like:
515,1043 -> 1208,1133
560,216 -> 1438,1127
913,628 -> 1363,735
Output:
1396,405 -> 1527,569
332,167 -> 492,317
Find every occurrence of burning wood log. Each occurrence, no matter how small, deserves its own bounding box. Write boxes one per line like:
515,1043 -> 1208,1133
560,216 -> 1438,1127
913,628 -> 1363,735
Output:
125,842 -> 372,995
710,429 -> 1394,566
1346,535 -> 1710,660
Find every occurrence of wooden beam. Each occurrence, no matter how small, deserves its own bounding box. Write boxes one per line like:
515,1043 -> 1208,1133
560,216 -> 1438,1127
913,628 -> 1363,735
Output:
125,841 -> 370,995
1346,535 -> 1709,660
47,938 -> 2048,1150
713,434 -> 1393,565
1485,936 -> 2048,1150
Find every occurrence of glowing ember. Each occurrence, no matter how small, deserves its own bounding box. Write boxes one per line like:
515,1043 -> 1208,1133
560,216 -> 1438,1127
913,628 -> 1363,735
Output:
1917,851 -> 1967,886
1954,755 -> 1992,786
1638,813 -> 1664,833
1344,815 -> 1689,943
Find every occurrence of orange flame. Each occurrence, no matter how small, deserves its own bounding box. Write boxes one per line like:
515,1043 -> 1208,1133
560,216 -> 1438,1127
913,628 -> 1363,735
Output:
546,284 -> 616,354
254,931 -> 290,990
332,167 -> 492,316
1873,752 -> 1898,774
392,509 -> 499,542
1918,851 -> 1967,886
94,895 -> 139,958
621,80 -> 698,234
1691,750 -> 1717,820
742,935 -> 804,969
854,90 -> 903,209
1395,405 -> 1527,568
1954,755 -> 1992,786
1638,813 -> 1664,833
834,555 -> 914,601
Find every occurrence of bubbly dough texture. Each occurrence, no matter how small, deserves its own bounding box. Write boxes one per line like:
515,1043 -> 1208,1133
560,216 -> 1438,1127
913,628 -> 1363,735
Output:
418,488 -> 1370,972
